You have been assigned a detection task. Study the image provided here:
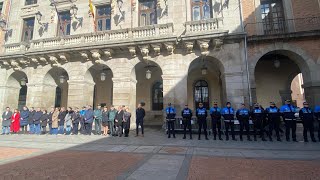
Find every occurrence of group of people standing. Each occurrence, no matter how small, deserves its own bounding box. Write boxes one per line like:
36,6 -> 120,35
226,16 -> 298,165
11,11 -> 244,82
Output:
166,100 -> 320,143
1,103 -> 147,137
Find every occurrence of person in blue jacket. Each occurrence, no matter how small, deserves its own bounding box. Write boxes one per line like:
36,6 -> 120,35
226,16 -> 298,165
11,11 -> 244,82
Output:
84,105 -> 94,135
20,106 -> 29,134
165,103 -> 176,138
251,103 -> 267,141
315,105 -> 320,141
196,102 -> 208,140
210,102 -> 222,140
79,106 -> 86,134
265,102 -> 281,141
280,100 -> 298,142
299,102 -> 316,142
221,102 -> 236,141
236,103 -> 252,141
33,108 -> 42,135
181,104 -> 192,139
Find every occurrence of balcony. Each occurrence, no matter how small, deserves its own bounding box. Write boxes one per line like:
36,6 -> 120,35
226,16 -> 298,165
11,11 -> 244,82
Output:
244,16 -> 320,39
2,23 -> 174,55
184,18 -> 224,35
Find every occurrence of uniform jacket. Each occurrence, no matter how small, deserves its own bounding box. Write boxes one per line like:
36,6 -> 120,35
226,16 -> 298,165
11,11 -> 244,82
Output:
236,108 -> 250,121
58,111 -> 67,126
115,110 -> 124,123
108,109 -> 117,121
196,107 -> 207,120
251,108 -> 264,121
40,113 -> 48,127
123,111 -> 131,130
52,111 -> 60,128
20,110 -> 29,126
209,107 -> 221,120
94,109 -> 102,120
102,110 -> 109,123
84,109 -> 94,123
314,106 -> 320,120
265,106 -> 280,119
33,111 -> 42,125
280,104 -> 297,120
221,107 -> 235,121
299,107 -> 314,121
65,111 -> 73,126
72,112 -> 81,124
28,110 -> 35,124
165,107 -> 176,119
181,108 -> 192,119
136,108 -> 145,121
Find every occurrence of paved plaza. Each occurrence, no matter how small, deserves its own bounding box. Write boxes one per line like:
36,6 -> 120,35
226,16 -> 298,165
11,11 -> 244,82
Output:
0,128 -> 319,180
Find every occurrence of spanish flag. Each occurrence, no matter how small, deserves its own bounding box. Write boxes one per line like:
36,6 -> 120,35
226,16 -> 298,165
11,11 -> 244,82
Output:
89,0 -> 94,18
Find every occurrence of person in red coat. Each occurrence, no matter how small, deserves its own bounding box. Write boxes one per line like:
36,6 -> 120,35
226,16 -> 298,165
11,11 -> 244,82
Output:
10,109 -> 20,133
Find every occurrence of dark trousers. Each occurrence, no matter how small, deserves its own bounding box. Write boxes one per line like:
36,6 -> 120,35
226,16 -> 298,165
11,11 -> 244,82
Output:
198,119 -> 207,139
302,120 -> 315,141
268,118 -> 280,139
48,123 -> 52,134
318,120 -> 320,140
20,125 -> 28,134
239,120 -> 250,139
95,119 -> 102,135
285,120 -> 297,140
167,120 -> 175,138
72,122 -> 79,134
253,119 -> 264,139
183,119 -> 192,138
80,120 -> 85,134
124,129 -> 129,137
136,119 -> 144,135
212,119 -> 221,138
225,121 -> 235,139
116,122 -> 123,137
84,122 -> 92,135
41,126 -> 46,134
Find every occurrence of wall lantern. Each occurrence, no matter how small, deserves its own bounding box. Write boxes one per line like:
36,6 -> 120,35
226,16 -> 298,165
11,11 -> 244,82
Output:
201,66 -> 208,75
100,72 -> 106,81
59,75 -> 66,84
70,4 -> 78,17
274,60 -> 280,68
20,78 -> 27,86
146,70 -> 152,80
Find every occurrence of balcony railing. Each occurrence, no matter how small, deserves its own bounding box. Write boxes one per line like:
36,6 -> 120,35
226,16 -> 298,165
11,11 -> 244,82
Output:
184,18 -> 224,34
3,23 -> 174,54
244,16 -> 320,36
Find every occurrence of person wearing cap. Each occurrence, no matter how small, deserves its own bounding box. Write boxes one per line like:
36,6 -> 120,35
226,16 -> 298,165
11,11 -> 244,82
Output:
166,103 -> 176,138
299,102 -> 316,142
265,102 -> 281,141
251,103 -> 267,141
196,102 -> 209,140
236,103 -> 252,141
280,100 -> 298,142
94,104 -> 103,135
181,104 -> 193,139
221,102 -> 236,141
315,105 -> 320,141
210,102 -> 222,140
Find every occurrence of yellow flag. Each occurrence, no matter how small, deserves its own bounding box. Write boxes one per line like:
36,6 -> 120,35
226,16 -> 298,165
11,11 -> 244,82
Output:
89,0 -> 94,18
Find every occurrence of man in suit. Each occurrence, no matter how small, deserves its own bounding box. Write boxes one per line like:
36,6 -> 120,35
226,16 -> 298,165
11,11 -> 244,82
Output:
84,105 -> 94,135
136,103 -> 145,137
2,107 -> 13,135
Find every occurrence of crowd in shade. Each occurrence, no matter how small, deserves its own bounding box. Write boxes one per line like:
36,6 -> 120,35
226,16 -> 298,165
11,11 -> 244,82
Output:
1,103 -> 146,138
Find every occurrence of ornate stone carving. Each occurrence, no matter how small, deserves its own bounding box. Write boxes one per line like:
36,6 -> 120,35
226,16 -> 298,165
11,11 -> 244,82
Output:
184,41 -> 194,53
48,55 -> 60,66
80,51 -> 90,61
38,56 -> 48,64
19,58 -> 29,66
164,42 -> 175,54
10,60 -> 21,71
139,46 -> 150,60
58,53 -> 69,63
128,46 -> 136,57
213,39 -> 223,50
90,49 -> 103,64
151,44 -> 161,55
30,57 -> 40,65
197,39 -> 210,56
103,49 -> 114,59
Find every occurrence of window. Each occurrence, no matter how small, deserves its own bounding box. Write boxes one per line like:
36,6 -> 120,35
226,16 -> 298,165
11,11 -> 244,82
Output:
58,11 -> 71,36
22,18 -> 35,42
96,5 -> 111,31
194,80 -> 209,109
25,0 -> 37,6
0,2 -> 3,14
55,87 -> 62,107
139,0 -> 157,26
18,86 -> 27,111
152,81 -> 163,110
191,0 -> 212,21
260,0 -> 285,34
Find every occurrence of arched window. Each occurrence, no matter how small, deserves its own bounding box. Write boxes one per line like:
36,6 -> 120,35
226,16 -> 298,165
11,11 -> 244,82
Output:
194,80 -> 209,109
55,87 -> 62,107
191,0 -> 212,21
152,81 -> 163,110
18,86 -> 27,110
139,0 -> 157,26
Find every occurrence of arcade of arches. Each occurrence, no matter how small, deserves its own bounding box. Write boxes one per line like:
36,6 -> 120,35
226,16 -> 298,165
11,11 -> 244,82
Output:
0,47 -> 319,128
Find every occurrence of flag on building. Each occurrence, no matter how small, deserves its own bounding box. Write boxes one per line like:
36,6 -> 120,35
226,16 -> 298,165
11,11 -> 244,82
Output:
89,0 -> 96,31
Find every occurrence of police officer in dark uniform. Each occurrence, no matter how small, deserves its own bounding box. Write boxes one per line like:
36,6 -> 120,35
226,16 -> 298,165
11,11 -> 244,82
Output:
315,105 -> 320,141
181,104 -> 192,139
221,102 -> 236,141
280,100 -> 298,142
266,102 -> 281,141
236,103 -> 252,141
299,102 -> 316,142
165,103 -> 176,138
251,103 -> 267,141
196,102 -> 208,140
210,102 -> 222,140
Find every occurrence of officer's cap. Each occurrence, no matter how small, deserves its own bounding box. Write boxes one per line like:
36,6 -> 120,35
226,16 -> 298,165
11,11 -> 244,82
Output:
254,103 -> 259,107
97,104 -> 101,106
303,102 -> 309,105
213,102 -> 218,105
285,99 -> 291,103
241,103 -> 245,106
226,102 -> 231,105
270,102 -> 275,105
168,103 -> 172,106
185,104 -> 188,106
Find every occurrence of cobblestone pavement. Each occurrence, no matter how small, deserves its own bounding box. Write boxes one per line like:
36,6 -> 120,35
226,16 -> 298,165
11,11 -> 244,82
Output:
0,128 -> 319,180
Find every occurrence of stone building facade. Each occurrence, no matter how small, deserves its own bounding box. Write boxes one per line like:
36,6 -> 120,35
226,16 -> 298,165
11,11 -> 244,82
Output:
0,0 -> 319,127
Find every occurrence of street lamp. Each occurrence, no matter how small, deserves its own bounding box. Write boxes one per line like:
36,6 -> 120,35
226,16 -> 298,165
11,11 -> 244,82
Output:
59,75 -> 66,84
100,72 -> 106,81
201,66 -> 208,75
146,70 -> 152,80
20,78 -> 27,86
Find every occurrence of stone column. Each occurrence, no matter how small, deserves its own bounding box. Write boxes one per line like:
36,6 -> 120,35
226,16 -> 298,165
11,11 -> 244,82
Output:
112,77 -> 137,129
222,72 -> 246,109
67,80 -> 95,108
0,85 -> 20,110
26,82 -> 57,109
279,90 -> 292,105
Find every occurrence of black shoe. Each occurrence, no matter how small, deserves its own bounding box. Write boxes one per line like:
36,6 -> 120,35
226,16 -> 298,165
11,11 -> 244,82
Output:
183,136 -> 186,139
198,137 -> 201,140
312,139 -> 316,142
240,137 -> 243,141
190,137 -> 192,140
173,136 -> 176,139
304,139 -> 308,142
219,137 -> 223,141
293,139 -> 298,142
286,139 -> 290,142
232,138 -> 237,141
226,136 -> 229,141
247,137 -> 252,141
168,136 -> 171,138
205,137 -> 209,140
213,136 -> 216,140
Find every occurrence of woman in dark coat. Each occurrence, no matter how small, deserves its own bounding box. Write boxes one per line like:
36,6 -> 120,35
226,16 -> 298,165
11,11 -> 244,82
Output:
123,107 -> 131,137
102,107 -> 109,136
40,110 -> 48,134
20,106 -> 29,134
71,107 -> 81,135
115,106 -> 124,137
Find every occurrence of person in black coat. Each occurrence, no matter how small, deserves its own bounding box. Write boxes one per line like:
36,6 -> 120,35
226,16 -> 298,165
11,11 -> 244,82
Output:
123,107 -> 131,137
48,107 -> 54,134
299,102 -> 316,142
136,103 -> 145,137
28,107 -> 35,134
1,107 -> 12,135
33,108 -> 42,135
102,107 -> 109,136
58,107 -> 67,135
71,107 -> 81,135
115,106 -> 124,137
40,110 -> 48,134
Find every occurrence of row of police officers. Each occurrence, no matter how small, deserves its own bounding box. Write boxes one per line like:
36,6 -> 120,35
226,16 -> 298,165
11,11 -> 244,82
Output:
165,100 -> 320,142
